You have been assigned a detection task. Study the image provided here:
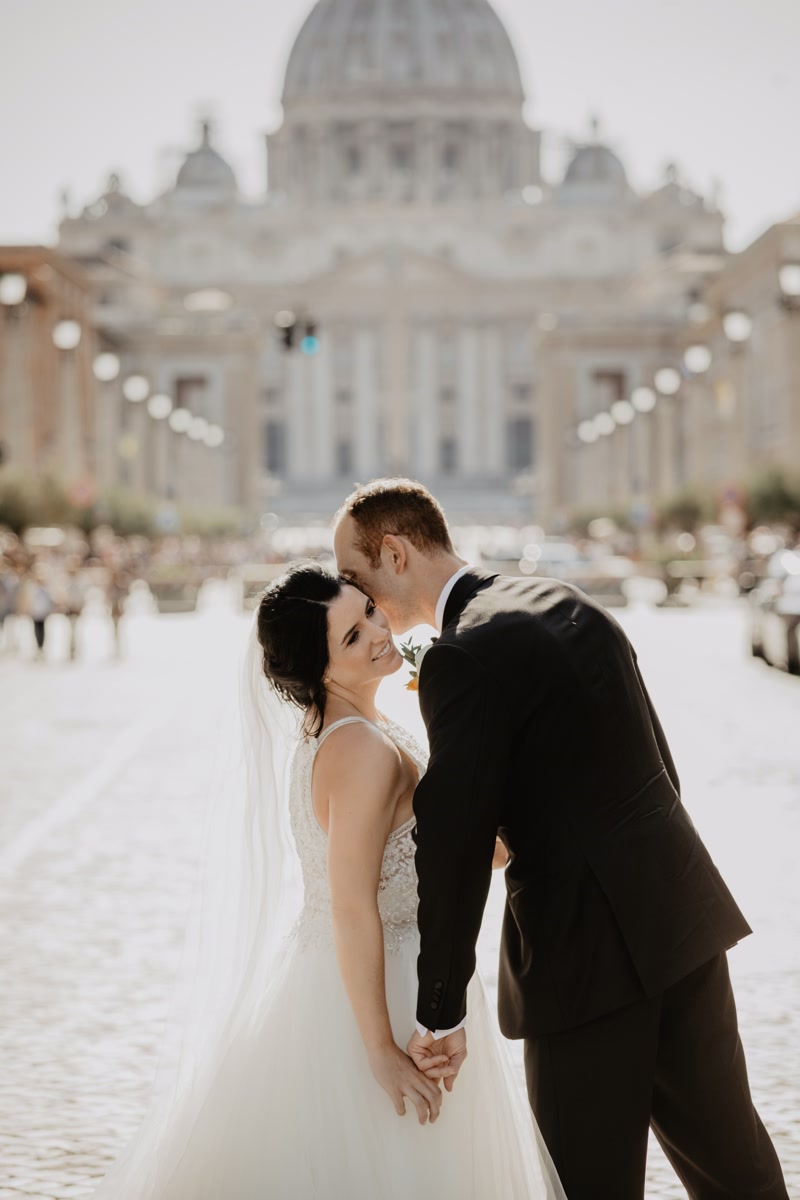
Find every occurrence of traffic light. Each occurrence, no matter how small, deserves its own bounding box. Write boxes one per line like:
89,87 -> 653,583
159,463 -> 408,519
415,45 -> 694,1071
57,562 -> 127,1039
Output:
274,309 -> 297,351
273,310 -> 320,354
300,321 -> 320,356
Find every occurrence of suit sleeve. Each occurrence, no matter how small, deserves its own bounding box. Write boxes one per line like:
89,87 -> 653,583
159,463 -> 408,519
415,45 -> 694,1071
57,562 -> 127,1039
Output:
631,651 -> 681,796
413,643 -> 511,1030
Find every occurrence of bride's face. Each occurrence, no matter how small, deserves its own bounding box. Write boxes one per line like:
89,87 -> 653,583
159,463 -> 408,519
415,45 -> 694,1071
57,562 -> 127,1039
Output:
325,584 -> 402,690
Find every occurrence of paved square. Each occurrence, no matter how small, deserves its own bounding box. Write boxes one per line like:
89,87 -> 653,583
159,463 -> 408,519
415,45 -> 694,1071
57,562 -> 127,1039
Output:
0,598 -> 797,1197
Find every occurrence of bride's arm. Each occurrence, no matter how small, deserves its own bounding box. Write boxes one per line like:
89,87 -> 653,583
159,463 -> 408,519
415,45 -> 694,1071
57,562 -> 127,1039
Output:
318,727 -> 444,1125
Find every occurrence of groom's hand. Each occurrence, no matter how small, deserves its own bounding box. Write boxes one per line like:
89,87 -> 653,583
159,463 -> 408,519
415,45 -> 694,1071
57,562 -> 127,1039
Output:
407,1028 -> 467,1093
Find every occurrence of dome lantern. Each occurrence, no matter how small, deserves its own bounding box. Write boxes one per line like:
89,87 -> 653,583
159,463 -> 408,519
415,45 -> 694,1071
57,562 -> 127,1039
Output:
175,119 -> 238,196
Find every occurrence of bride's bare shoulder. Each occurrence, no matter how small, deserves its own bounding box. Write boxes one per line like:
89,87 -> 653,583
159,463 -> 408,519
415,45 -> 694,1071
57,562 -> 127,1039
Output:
314,720 -> 401,791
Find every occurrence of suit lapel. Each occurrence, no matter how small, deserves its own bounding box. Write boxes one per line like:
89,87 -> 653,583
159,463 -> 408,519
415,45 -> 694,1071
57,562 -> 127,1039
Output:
441,568 -> 499,631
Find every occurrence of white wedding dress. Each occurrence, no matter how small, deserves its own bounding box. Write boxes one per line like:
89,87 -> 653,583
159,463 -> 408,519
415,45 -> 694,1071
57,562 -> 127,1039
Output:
94,715 -> 564,1199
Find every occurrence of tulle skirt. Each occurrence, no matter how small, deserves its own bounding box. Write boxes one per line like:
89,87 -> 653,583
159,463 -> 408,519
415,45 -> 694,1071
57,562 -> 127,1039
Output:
94,931 -> 564,1199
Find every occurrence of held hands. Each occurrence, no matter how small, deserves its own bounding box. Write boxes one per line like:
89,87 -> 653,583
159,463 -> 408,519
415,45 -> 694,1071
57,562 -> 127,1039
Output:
368,1042 -> 447,1125
407,1027 -> 467,1094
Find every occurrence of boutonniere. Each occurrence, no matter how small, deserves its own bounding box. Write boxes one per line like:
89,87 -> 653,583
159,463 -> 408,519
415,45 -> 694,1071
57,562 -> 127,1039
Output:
399,638 -> 436,691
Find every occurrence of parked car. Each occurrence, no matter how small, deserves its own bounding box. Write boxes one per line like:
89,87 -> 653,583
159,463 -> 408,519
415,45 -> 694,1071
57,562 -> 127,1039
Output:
480,537 -> 633,607
750,550 -> 800,674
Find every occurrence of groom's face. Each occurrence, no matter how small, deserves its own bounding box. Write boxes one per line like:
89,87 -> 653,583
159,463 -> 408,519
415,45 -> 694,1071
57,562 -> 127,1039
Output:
334,515 -> 407,633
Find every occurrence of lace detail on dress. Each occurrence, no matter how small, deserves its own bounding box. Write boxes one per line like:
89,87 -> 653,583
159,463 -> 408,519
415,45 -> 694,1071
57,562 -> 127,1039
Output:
288,718 -> 427,954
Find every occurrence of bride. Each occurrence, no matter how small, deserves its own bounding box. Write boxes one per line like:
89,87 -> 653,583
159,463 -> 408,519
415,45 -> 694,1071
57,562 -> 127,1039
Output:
91,562 -> 564,1199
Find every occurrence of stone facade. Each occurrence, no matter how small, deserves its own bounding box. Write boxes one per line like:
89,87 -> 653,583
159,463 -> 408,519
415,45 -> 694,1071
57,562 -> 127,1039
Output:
0,247 -> 97,498
4,0 -> 793,525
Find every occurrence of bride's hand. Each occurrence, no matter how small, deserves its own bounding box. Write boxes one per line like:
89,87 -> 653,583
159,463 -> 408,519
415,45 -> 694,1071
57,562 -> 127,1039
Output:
368,1043 -> 445,1124
407,1028 -> 467,1093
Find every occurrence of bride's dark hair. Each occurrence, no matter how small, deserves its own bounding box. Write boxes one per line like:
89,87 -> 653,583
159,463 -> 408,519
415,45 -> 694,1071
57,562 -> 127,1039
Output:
256,561 -> 344,736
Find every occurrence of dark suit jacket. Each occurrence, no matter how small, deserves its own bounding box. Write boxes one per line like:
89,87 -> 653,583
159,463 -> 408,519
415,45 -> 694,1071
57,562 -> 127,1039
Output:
412,569 -> 751,1039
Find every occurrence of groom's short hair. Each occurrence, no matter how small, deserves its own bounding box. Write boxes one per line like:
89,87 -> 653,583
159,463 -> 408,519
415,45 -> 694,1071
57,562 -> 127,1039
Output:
336,478 -> 454,568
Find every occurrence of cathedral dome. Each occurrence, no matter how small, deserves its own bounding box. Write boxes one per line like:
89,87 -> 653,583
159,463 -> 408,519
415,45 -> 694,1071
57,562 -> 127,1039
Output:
175,122 -> 238,193
282,0 -> 524,102
563,144 -> 627,187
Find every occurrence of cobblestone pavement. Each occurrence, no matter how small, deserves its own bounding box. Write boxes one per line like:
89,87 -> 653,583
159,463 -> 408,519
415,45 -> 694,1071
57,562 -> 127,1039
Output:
0,597 -> 798,1198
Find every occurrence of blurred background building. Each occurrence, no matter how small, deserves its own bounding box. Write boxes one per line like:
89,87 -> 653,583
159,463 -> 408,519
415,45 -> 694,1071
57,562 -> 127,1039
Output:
2,0 -> 799,529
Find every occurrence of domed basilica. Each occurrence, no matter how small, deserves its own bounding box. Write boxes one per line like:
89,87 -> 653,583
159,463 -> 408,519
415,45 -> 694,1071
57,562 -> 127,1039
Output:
58,0 -> 729,524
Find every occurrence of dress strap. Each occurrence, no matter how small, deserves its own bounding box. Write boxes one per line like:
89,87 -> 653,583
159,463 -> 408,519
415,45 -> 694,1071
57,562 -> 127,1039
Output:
316,716 -> 378,748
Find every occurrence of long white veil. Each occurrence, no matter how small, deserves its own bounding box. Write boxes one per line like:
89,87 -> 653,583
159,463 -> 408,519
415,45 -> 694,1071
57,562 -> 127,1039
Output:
92,618 -> 303,1198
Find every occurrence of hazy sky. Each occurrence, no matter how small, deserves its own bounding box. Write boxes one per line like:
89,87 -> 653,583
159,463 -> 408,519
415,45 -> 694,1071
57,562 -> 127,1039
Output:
0,0 -> 797,250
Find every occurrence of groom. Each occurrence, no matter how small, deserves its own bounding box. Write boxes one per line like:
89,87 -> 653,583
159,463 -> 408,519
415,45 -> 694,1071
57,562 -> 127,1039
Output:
334,478 -> 788,1200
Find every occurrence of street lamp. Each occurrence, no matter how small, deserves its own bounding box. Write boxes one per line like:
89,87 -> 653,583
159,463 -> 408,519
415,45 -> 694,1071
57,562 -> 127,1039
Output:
683,345 -> 712,374
611,399 -> 635,425
654,367 -> 681,396
593,412 -> 615,437
122,374 -> 149,402
93,352 -> 120,382
188,416 -> 209,441
631,386 -> 656,413
203,424 -> 225,448
52,319 -> 82,350
169,407 -> 192,433
147,392 -> 173,420
0,273 -> 27,307
722,310 -> 753,345
779,264 -> 800,310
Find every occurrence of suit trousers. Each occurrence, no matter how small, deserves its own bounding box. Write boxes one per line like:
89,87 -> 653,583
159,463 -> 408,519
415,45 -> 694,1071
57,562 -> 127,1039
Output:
524,953 -> 788,1200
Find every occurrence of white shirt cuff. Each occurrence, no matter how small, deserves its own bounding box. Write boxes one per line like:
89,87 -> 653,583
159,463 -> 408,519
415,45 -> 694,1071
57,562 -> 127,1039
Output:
415,1017 -> 467,1038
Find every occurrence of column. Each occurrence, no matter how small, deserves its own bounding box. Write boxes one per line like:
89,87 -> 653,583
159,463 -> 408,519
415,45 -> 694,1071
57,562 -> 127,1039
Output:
417,119 -> 437,202
482,325 -> 504,475
385,314 -> 409,475
286,350 -> 310,481
457,326 -> 480,475
414,326 -> 438,477
94,379 -> 118,489
354,326 -> 380,477
311,332 -> 335,481
364,119 -> 382,199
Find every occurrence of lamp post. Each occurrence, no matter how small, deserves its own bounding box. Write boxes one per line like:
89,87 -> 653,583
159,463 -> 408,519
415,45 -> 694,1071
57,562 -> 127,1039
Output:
610,399 -> 635,505
168,406 -> 192,502
721,310 -> 753,477
779,264 -> 800,311
92,351 -> 121,489
680,344 -> 712,487
653,367 -> 681,495
146,393 -> 173,497
52,318 -> 85,481
120,372 -> 150,491
629,386 -> 657,503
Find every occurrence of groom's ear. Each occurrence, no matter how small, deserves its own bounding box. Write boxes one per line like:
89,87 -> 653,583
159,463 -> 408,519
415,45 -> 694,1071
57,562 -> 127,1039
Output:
381,534 -> 408,576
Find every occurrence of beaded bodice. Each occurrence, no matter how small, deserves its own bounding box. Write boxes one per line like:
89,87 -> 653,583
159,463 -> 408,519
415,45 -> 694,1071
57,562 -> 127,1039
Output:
288,717 -> 427,954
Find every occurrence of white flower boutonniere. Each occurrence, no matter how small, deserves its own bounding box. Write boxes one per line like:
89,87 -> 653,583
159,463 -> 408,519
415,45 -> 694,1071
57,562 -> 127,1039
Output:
399,638 -> 436,691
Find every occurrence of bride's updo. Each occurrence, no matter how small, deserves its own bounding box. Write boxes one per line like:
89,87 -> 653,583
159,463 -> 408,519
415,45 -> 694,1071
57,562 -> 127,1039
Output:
256,562 -> 344,735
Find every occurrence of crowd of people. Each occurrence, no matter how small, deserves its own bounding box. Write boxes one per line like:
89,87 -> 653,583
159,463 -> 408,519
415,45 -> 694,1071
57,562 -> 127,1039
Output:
0,527 -> 139,662
0,522 -> 295,663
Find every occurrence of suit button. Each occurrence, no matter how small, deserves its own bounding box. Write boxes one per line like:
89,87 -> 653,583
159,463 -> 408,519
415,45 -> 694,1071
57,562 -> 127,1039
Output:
430,1001 -> 439,1010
